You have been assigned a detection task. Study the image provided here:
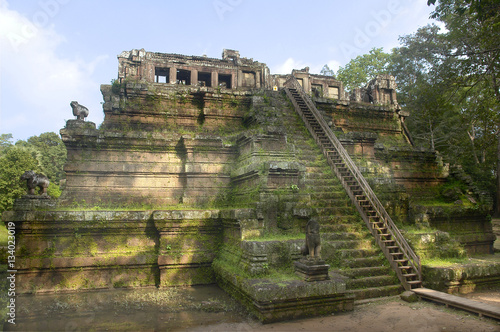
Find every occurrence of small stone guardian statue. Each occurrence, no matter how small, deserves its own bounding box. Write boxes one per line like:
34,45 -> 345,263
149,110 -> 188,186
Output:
20,170 -> 50,196
302,217 -> 321,260
70,101 -> 89,120
295,217 -> 329,281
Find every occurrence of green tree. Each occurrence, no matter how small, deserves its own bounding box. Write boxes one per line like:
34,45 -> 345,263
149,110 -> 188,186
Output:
425,0 -> 500,211
387,0 -> 499,205
319,64 -> 335,77
0,147 -> 39,212
25,132 -> 67,184
0,132 -> 67,212
389,25 -> 460,152
0,134 -> 13,151
336,47 -> 392,91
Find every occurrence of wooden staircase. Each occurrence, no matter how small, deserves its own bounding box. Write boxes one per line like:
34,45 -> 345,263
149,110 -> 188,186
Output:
284,76 -> 422,291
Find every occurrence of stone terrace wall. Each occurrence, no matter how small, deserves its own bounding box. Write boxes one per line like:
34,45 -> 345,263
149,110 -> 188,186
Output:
3,205 -> 228,293
60,83 -> 252,207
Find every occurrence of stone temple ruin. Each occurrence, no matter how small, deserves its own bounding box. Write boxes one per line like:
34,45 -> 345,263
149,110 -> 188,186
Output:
3,49 -> 498,322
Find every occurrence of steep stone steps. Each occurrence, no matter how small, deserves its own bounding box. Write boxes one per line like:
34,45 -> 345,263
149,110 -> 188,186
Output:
347,275 -> 397,289
340,266 -> 392,278
321,232 -> 368,241
322,239 -> 374,251
306,185 -> 345,192
320,224 -> 364,233
317,215 -> 360,224
283,79 -> 421,294
313,198 -> 353,208
277,92 -> 402,300
348,285 -> 402,301
303,179 -> 339,188
346,256 -> 386,268
310,192 -> 349,201
313,206 -> 359,215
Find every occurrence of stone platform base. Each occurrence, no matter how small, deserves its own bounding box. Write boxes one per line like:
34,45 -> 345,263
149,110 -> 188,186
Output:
214,261 -> 354,323
13,196 -> 57,211
422,255 -> 500,293
294,258 -> 330,281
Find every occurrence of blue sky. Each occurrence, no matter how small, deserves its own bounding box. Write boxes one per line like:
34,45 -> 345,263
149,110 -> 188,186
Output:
0,0 -> 436,141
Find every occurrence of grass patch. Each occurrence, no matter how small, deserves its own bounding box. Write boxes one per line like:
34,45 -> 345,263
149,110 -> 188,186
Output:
401,226 -> 437,234
245,231 -> 304,242
422,257 -> 470,267
413,199 -> 474,208
264,268 -> 301,283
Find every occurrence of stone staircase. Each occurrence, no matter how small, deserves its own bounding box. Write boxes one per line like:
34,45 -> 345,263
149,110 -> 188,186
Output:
280,93 -> 402,300
284,75 -> 422,292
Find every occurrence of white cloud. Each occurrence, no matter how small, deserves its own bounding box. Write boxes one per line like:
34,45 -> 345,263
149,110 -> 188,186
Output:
272,58 -> 308,75
271,58 -> 342,77
0,0 -> 106,141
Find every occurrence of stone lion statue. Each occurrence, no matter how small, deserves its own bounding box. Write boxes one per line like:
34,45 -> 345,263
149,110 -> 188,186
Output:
20,170 -> 50,195
302,217 -> 321,260
70,101 -> 89,120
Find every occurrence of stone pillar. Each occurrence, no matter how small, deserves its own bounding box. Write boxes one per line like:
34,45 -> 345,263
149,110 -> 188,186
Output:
211,71 -> 218,88
191,69 -> 198,86
232,72 -> 237,89
303,76 -> 310,94
237,70 -> 242,88
169,67 -> 176,84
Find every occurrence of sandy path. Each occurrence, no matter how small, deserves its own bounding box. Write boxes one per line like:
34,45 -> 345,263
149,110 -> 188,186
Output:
185,292 -> 500,332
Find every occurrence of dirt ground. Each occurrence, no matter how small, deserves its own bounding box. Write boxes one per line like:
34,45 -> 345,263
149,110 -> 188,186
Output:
5,286 -> 500,332
187,292 -> 500,332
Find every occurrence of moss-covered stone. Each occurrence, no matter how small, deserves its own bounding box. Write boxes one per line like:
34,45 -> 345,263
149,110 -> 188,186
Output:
422,256 -> 500,293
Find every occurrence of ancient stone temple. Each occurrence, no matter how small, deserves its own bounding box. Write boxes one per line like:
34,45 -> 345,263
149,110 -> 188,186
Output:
3,49 -> 498,322
118,48 -> 270,89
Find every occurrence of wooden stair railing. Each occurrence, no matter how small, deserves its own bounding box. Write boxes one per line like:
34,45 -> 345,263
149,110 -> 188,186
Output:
284,75 -> 421,291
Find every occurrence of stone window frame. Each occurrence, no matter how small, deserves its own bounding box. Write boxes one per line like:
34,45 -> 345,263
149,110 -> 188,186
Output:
155,67 -> 170,83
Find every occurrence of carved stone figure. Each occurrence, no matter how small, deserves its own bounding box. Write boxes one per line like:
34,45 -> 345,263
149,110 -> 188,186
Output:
20,170 -> 50,195
70,101 -> 89,120
302,217 -> 321,260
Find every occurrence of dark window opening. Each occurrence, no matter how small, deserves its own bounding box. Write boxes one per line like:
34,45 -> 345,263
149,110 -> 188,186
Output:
176,69 -> 191,85
312,84 -> 323,97
198,72 -> 211,87
155,67 -> 169,83
218,73 -> 232,89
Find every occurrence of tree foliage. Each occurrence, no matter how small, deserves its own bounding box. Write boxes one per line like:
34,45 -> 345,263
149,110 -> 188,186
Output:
332,0 -> 499,204
0,132 -> 67,213
320,64 -> 335,77
0,147 -> 39,212
424,0 -> 500,203
336,48 -> 392,91
25,132 -> 67,185
389,25 -> 460,153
